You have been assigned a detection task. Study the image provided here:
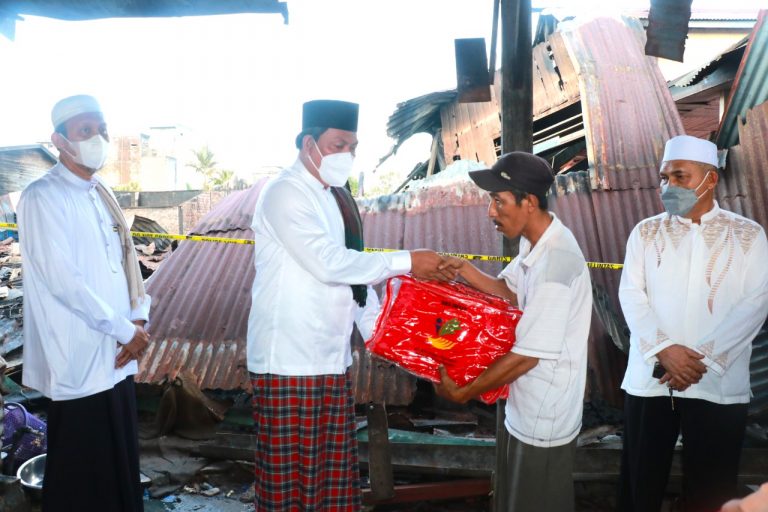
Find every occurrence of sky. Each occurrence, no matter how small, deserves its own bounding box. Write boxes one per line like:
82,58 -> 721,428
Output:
0,0 -> 764,190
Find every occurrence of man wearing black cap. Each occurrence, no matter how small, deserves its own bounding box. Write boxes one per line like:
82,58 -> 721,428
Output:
246,99 -> 453,510
434,152 -> 592,512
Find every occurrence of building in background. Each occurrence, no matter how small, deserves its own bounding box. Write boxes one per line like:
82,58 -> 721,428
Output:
100,125 -> 204,191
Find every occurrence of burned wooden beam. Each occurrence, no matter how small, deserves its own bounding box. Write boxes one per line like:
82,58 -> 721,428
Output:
362,478 -> 491,506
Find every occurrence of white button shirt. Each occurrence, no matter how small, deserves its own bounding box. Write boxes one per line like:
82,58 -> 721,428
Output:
499,214 -> 593,447
620,203 -> 768,404
18,163 -> 151,401
247,160 -> 411,376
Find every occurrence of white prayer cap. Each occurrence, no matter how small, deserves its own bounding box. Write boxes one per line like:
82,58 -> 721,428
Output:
662,135 -> 719,168
51,94 -> 103,129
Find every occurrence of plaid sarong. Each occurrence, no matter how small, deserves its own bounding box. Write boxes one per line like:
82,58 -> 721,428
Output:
251,373 -> 362,511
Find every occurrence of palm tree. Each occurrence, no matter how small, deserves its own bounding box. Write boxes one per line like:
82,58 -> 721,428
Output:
211,169 -> 235,190
189,146 -> 217,190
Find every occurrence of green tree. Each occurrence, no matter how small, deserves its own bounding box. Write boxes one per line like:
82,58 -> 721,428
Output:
113,181 -> 141,192
211,169 -> 235,190
189,146 -> 218,190
347,175 -> 359,197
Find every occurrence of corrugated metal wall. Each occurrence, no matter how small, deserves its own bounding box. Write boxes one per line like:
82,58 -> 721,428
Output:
716,100 -> 768,416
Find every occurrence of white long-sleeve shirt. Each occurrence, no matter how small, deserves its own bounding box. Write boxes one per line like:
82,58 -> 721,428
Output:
620,203 -> 768,404
18,163 -> 151,401
247,159 -> 411,376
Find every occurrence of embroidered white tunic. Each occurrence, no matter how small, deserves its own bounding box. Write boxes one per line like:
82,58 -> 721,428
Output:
18,163 -> 151,401
620,203 -> 768,404
247,160 -> 412,376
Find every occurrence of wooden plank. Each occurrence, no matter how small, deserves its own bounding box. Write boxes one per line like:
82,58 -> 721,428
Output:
366,403 -> 395,500
362,479 -> 491,505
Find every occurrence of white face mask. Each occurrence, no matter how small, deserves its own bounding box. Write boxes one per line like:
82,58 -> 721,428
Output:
63,134 -> 110,171
309,139 -> 354,187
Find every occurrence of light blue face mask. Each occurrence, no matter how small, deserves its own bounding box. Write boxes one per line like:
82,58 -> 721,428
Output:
660,170 -> 711,217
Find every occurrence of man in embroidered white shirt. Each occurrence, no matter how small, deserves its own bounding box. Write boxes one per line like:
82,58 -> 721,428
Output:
18,95 -> 150,511
618,135 -> 768,512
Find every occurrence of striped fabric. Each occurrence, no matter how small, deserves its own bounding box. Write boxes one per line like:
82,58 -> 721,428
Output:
251,373 -> 362,511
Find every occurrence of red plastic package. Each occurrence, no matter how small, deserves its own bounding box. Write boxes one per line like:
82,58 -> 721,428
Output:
366,274 -> 522,404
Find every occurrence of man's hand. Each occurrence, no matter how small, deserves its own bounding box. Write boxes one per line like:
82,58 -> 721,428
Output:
433,366 -> 470,404
656,345 -> 707,386
662,375 -> 691,392
115,325 -> 150,369
410,249 -> 456,282
438,256 -> 466,276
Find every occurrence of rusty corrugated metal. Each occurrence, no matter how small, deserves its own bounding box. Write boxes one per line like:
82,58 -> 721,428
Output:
559,16 -> 683,191
751,324 -> 768,416
716,100 -> 768,415
130,215 -> 171,251
360,177 -> 505,277
135,183 -> 264,391
716,10 -> 768,149
717,101 -> 768,232
644,0 -> 693,62
0,145 -> 57,195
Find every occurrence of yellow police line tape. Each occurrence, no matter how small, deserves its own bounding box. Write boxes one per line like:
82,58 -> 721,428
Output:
365,248 -> 623,269
0,223 -> 623,270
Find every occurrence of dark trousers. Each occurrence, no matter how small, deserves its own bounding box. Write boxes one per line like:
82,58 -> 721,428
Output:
618,393 -> 748,512
43,376 -> 143,512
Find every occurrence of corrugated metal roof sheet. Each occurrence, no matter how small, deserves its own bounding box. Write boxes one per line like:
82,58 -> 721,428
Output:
644,0 -> 692,62
379,90 -> 457,169
716,10 -> 768,149
0,145 -> 57,195
386,91 -> 458,142
559,16 -> 684,190
750,325 -> 768,416
3,1 -> 288,22
717,100 -> 768,234
131,215 -> 171,251
668,37 -> 746,88
136,183 -> 264,391
360,177 -> 505,277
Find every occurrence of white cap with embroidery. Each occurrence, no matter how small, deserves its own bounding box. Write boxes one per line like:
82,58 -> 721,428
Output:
662,134 -> 719,168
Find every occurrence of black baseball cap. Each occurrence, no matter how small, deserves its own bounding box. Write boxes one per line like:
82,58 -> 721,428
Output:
469,152 -> 554,195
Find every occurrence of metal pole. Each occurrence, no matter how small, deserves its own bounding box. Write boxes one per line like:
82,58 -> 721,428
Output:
494,0 -> 532,511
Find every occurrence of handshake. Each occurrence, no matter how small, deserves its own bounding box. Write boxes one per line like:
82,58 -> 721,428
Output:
409,249 -> 466,282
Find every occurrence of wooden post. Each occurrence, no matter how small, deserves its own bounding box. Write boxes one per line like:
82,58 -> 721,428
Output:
494,0 -> 532,511
366,402 -> 395,500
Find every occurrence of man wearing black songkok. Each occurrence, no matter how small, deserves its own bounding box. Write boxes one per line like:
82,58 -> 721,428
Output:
246,99 -> 453,510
